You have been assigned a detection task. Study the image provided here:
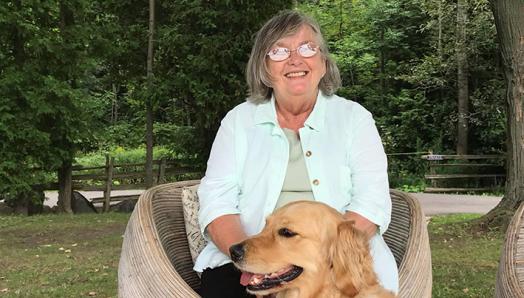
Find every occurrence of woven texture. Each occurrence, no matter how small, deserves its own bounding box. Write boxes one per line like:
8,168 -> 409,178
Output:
495,202 -> 524,298
385,189 -> 432,297
118,182 -> 432,298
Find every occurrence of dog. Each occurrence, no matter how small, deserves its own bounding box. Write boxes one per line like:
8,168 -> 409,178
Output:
229,201 -> 396,298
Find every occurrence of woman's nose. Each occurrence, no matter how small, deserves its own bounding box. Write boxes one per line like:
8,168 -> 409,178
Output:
287,50 -> 302,64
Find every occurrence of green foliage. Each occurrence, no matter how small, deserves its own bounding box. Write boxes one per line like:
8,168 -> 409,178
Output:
1,1 -> 291,202
0,0 -> 99,198
0,0 -> 509,200
387,154 -> 428,190
299,0 -> 505,157
75,146 -> 178,166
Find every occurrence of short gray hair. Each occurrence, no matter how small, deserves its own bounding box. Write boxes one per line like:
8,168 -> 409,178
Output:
246,10 -> 341,104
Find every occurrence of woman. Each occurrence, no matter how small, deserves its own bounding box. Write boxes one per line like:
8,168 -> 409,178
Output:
196,10 -> 398,298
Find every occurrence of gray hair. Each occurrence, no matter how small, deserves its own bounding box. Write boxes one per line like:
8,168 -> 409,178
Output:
246,10 -> 341,104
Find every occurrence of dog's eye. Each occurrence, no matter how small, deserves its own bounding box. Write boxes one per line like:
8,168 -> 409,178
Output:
278,228 -> 297,238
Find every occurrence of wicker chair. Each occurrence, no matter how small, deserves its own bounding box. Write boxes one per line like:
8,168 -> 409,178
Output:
495,203 -> 524,298
118,181 -> 432,297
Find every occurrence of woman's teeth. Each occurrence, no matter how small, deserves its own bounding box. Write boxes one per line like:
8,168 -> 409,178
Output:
285,71 -> 306,78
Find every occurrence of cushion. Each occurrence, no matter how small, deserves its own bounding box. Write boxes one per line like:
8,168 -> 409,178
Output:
181,185 -> 208,264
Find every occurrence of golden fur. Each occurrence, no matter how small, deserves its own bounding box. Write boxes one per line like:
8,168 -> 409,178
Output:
231,201 -> 396,298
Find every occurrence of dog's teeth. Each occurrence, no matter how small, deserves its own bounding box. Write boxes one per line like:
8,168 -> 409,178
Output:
251,276 -> 261,285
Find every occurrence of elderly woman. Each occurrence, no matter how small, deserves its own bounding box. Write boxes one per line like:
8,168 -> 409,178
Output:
195,10 -> 398,298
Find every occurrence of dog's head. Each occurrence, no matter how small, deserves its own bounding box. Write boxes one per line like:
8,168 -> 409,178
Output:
230,201 -> 379,297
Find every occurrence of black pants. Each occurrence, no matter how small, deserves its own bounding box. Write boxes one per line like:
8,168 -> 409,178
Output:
199,263 -> 255,298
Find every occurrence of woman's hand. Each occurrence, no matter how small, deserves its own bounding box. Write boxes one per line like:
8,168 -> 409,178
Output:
343,211 -> 377,238
207,214 -> 247,257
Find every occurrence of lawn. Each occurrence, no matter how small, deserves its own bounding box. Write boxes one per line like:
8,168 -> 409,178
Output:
429,214 -> 503,297
0,213 -> 130,297
0,212 -> 504,297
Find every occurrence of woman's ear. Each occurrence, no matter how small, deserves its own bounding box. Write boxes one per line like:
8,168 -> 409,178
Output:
329,220 -> 378,297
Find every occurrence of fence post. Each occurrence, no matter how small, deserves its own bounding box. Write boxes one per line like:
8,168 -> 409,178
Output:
158,158 -> 167,185
103,155 -> 114,212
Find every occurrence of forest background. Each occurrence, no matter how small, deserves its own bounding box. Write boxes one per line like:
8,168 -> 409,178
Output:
0,0 -> 506,209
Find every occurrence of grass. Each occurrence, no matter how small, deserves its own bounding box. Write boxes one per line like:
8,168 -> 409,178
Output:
429,214 -> 503,297
0,212 -> 504,297
0,213 -> 130,298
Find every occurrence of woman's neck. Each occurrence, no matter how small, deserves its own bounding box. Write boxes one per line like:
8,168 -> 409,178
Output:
274,92 -> 317,132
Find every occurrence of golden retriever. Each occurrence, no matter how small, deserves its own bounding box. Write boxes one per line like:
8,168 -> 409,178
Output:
229,201 -> 396,298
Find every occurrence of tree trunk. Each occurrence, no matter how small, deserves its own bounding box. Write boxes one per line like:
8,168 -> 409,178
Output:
111,84 -> 118,123
145,0 -> 155,188
438,0 -> 443,59
55,1 -> 75,214
57,161 -> 73,214
476,0 -> 524,231
379,29 -> 386,101
12,0 -> 24,66
456,0 -> 469,155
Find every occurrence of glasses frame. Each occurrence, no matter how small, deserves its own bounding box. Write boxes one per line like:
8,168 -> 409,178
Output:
266,42 -> 320,62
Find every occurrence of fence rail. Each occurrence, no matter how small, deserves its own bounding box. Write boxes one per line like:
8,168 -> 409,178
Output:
421,154 -> 505,193
52,156 -> 200,212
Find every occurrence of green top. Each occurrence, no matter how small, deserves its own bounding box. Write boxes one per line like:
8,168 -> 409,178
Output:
274,128 -> 315,210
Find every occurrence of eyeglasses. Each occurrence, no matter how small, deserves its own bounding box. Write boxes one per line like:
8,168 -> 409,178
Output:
266,43 -> 320,61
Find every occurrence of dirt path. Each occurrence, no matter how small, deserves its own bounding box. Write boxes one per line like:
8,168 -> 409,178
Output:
44,190 -> 502,216
411,192 -> 501,215
44,190 -> 144,207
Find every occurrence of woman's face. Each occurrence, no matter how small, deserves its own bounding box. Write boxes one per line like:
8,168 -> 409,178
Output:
267,25 -> 326,101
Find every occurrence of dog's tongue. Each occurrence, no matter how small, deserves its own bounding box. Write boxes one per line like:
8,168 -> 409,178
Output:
240,272 -> 254,286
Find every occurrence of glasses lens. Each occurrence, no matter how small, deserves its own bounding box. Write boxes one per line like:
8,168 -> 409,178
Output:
267,47 -> 290,61
267,44 -> 318,61
298,43 -> 318,58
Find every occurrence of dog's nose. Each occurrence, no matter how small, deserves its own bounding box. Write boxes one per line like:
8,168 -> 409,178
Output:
229,243 -> 245,262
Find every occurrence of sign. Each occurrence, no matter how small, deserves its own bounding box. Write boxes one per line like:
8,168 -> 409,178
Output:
426,154 -> 444,161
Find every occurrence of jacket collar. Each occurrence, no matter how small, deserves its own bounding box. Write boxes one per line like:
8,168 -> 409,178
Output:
254,91 -> 327,132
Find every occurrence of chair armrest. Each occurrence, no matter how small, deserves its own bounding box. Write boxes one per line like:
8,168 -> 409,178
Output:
495,202 -> 524,298
118,181 -> 201,298
386,189 -> 432,298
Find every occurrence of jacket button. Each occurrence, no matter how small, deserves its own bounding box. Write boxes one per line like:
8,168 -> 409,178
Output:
305,150 -> 312,157
312,179 -> 319,186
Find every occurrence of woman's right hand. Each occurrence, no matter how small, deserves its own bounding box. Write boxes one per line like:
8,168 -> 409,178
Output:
207,214 -> 247,257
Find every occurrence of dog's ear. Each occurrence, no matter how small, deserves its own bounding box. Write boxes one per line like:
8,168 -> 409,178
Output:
329,220 -> 378,297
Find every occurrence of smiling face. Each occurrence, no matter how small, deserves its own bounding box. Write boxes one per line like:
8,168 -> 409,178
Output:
267,25 -> 327,103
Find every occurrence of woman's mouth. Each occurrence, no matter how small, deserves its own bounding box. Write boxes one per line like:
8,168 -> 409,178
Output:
285,71 -> 308,78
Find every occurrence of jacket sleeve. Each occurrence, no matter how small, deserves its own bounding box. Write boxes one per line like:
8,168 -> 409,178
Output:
197,110 -> 241,239
344,108 -> 391,235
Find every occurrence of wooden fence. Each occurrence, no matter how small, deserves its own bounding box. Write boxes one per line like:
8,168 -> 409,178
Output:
66,156 -> 200,212
421,154 -> 505,193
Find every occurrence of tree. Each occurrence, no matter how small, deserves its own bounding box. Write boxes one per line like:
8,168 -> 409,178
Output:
456,0 -> 469,154
402,0 -> 504,155
0,0 -> 97,213
145,0 -> 155,188
477,0 -> 524,230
